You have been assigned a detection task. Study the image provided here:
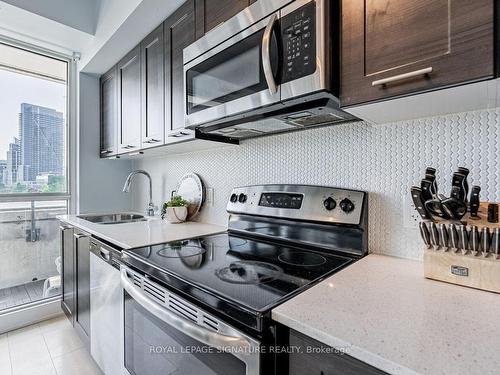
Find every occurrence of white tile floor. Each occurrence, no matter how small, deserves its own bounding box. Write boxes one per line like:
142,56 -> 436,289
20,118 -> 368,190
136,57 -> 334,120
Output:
0,315 -> 103,375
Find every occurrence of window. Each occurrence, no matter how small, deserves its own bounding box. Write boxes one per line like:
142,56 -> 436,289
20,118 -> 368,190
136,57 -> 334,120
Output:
0,43 -> 68,194
0,41 -> 71,312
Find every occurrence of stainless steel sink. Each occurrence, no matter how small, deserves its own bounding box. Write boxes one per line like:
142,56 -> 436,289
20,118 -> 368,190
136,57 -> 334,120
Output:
77,213 -> 147,225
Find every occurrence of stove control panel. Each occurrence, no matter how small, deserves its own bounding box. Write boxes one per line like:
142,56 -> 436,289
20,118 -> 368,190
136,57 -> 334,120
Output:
227,185 -> 366,225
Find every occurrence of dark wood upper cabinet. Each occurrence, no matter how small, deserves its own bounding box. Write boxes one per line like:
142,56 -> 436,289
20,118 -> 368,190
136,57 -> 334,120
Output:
341,0 -> 495,107
99,67 -> 118,158
117,46 -> 142,153
164,0 -> 197,139
194,0 -> 255,38
141,25 -> 165,148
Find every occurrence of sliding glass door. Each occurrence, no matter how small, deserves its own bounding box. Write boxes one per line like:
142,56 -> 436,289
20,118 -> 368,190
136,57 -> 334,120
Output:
0,42 -> 70,312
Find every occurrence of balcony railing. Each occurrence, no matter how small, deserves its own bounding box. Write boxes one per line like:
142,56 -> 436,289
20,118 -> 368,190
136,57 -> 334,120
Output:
0,199 -> 67,311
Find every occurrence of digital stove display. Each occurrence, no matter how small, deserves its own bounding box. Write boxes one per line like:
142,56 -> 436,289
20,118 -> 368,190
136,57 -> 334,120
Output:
259,193 -> 303,209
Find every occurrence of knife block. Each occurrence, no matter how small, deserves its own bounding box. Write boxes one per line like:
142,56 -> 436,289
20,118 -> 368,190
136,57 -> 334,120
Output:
424,250 -> 500,294
422,202 -> 500,294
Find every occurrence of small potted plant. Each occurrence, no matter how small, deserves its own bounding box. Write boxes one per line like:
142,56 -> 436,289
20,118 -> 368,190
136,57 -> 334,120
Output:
161,196 -> 189,223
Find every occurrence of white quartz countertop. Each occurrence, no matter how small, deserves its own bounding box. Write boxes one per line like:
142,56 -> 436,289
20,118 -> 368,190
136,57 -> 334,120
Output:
57,214 -> 226,249
272,254 -> 500,375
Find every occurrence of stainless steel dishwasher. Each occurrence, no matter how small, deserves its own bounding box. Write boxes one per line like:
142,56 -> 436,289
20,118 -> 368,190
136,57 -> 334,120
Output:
89,238 -> 123,375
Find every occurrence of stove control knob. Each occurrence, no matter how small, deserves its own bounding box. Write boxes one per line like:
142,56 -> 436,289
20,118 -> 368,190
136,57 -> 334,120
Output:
339,198 -> 355,213
230,193 -> 238,203
323,197 -> 336,211
238,193 -> 247,203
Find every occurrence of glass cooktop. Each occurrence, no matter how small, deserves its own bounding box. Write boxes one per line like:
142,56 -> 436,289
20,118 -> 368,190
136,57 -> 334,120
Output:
122,233 -> 353,313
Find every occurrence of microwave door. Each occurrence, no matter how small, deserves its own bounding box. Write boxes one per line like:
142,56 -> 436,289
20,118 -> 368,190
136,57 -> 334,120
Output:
184,13 -> 282,129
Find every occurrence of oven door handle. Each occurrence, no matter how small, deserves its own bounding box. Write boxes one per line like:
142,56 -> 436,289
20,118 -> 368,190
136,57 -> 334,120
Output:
262,13 -> 278,95
120,267 -> 253,354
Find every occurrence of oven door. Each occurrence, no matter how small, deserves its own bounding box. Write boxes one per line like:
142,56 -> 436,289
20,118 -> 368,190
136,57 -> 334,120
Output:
184,12 -> 281,129
121,267 -> 261,375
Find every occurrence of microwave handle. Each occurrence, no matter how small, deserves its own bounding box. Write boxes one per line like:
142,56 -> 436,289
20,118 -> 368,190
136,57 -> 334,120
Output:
262,13 -> 278,95
120,267 -> 253,355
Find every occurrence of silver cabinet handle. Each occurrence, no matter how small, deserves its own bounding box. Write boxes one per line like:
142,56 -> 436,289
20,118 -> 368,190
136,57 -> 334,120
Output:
73,233 -> 87,240
372,67 -> 433,87
59,225 -> 72,231
120,267 -> 252,354
121,144 -> 137,149
100,150 -> 113,154
168,131 -> 190,138
262,13 -> 278,95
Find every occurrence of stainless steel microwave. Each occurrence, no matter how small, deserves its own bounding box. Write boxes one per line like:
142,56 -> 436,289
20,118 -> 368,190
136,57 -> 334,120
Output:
183,0 -> 356,142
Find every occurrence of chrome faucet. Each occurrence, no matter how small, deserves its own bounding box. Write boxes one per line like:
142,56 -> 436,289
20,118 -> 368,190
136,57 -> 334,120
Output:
123,170 -> 156,216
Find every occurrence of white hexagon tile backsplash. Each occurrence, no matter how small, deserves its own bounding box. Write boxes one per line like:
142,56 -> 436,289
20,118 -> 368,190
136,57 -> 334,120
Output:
133,108 -> 500,260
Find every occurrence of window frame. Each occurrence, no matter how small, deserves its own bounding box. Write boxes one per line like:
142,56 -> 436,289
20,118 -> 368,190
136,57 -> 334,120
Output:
0,37 -> 76,213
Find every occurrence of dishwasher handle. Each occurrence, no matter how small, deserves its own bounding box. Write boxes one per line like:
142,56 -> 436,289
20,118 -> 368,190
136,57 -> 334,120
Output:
99,247 -> 110,261
90,239 -> 120,265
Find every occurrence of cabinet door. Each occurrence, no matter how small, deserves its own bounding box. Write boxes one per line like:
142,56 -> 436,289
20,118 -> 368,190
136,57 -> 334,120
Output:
288,330 -> 386,375
99,67 -> 118,157
75,231 -> 91,344
118,46 -> 142,153
341,0 -> 494,107
195,0 -> 255,38
164,0 -> 196,141
60,225 -> 75,322
141,25 -> 165,149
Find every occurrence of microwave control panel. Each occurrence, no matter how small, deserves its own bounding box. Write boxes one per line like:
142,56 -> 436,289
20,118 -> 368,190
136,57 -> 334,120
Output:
281,2 -> 316,84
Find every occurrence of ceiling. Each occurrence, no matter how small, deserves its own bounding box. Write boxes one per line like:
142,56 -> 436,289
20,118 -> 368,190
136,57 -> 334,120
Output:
0,0 -> 185,73
1,0 -> 101,35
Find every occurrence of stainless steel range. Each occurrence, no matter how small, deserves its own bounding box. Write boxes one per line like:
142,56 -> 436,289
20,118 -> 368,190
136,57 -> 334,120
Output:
120,184 -> 368,375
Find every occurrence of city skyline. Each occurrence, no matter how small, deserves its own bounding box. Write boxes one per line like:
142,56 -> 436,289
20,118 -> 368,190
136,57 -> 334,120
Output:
1,103 -> 65,192
0,69 -> 66,158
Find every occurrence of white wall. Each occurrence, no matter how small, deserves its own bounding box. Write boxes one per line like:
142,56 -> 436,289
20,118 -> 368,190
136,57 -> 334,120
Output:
78,73 -> 132,214
131,108 -> 500,260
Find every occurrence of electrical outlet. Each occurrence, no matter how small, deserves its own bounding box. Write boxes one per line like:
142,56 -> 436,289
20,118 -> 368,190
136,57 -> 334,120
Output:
403,194 -> 421,229
206,187 -> 215,207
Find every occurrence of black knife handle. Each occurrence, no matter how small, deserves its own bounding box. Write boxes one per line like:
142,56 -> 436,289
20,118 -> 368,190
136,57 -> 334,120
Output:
451,172 -> 467,202
410,187 -> 433,221
420,180 -> 434,202
487,204 -> 499,223
449,185 -> 461,200
469,186 -> 481,217
425,172 -> 437,195
457,167 -> 469,198
425,167 -> 436,176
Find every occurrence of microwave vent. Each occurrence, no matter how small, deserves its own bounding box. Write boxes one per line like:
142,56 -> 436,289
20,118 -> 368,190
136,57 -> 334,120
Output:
286,112 -> 346,127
